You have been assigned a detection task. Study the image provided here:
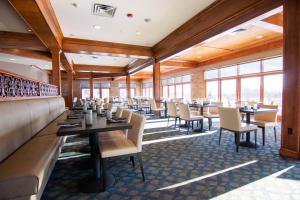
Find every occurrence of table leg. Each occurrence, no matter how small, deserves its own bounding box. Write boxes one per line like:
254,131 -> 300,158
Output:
78,133 -> 115,193
239,113 -> 257,148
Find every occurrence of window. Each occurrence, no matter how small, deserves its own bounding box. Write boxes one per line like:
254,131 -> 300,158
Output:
183,83 -> 191,100
206,81 -> 218,101
263,57 -> 283,72
241,77 -> 261,101
93,89 -> 100,98
82,89 -> 90,99
120,88 -> 127,98
175,85 -> 183,98
264,74 -> 283,113
169,85 -> 175,99
204,69 -> 218,79
220,65 -> 237,77
143,88 -> 146,97
101,89 -> 110,99
163,86 -> 168,98
130,88 -> 135,97
221,79 -> 236,103
239,61 -> 261,75
149,88 -> 153,98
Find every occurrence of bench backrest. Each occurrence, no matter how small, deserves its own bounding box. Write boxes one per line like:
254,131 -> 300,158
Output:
0,97 -> 65,162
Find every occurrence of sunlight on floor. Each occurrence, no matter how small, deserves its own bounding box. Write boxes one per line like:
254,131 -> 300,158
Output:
158,160 -> 258,190
212,165 -> 300,200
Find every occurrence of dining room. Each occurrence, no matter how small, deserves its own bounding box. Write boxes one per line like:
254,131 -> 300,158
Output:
0,0 -> 300,200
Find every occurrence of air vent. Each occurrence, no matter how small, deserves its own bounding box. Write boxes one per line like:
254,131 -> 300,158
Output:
92,3 -> 116,18
232,28 -> 247,33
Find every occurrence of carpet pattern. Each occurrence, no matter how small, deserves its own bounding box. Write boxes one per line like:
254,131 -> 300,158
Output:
42,118 -> 300,200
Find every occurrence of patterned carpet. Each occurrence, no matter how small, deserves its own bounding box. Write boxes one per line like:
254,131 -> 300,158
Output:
42,118 -> 300,200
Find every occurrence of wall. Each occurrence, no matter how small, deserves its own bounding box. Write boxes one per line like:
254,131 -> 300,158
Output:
0,61 -> 50,83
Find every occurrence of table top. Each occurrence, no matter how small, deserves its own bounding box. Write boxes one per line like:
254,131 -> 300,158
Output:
239,107 -> 278,114
57,113 -> 132,136
189,103 -> 217,108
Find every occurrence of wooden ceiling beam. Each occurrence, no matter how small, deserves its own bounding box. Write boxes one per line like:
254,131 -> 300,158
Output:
0,48 -> 51,61
63,37 -> 153,58
74,72 -> 126,79
0,31 -> 48,52
126,58 -> 154,74
160,60 -> 198,68
73,64 -> 126,73
153,0 -> 283,61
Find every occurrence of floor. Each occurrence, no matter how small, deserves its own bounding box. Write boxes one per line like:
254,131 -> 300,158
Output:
42,117 -> 300,200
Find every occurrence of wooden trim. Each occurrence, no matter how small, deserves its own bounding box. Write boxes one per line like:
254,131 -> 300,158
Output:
90,77 -> 94,98
280,148 -> 300,159
160,60 -> 198,68
74,72 -> 126,79
0,31 -> 48,52
63,37 -> 153,58
0,48 -> 51,61
73,65 -> 126,73
51,49 -> 61,95
126,75 -> 131,98
153,0 -> 283,61
127,58 -> 154,74
153,62 -> 161,101
9,0 -> 62,50
67,71 -> 73,108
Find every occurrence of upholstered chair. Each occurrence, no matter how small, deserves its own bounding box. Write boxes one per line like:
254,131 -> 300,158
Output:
150,100 -> 165,116
166,102 -> 179,127
99,109 -> 132,140
99,113 -> 146,189
218,107 -> 258,152
204,103 -> 222,130
178,103 -> 203,134
115,107 -> 123,119
252,104 -> 278,145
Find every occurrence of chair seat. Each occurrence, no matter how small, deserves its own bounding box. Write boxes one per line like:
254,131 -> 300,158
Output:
251,120 -> 276,127
204,113 -> 219,118
99,138 -> 139,158
240,123 -> 258,132
98,130 -> 126,140
189,115 -> 204,121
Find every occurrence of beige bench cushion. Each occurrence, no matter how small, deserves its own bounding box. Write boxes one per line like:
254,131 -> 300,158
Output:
0,134 -> 62,199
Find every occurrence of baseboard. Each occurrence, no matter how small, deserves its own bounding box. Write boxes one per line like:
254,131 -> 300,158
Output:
280,148 -> 300,159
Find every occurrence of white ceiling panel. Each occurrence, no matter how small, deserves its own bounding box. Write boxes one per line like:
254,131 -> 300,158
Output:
50,0 -> 216,46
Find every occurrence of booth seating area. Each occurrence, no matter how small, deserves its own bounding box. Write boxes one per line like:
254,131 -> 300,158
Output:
0,97 -> 66,200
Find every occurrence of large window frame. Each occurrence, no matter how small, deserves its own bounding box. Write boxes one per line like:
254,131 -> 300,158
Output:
162,75 -> 191,100
204,56 -> 283,105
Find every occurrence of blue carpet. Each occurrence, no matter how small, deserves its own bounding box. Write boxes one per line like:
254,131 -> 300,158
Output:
42,119 -> 300,200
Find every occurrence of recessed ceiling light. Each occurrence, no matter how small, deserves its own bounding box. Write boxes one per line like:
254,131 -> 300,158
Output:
9,58 -> 15,61
93,25 -> 101,29
136,31 -> 141,35
256,35 -> 264,39
28,29 -> 32,32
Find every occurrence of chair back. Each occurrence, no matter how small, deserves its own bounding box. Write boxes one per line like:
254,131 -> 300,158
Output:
167,102 -> 177,117
150,100 -> 157,110
121,109 -> 132,123
127,113 -> 146,152
115,107 -> 123,118
208,103 -> 222,115
107,103 -> 113,111
254,104 -> 278,122
178,103 -> 191,120
218,107 -> 241,131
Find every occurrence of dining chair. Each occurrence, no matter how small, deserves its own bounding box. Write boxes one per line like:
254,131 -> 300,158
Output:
166,102 -> 179,128
99,109 -> 133,141
98,113 -> 146,189
178,103 -> 203,134
137,99 -> 150,114
150,100 -> 165,116
252,104 -> 278,145
115,107 -> 123,119
218,107 -> 258,152
204,103 -> 222,130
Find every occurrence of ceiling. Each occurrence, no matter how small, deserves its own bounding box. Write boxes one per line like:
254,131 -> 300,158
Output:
0,0 -> 31,33
68,53 -> 135,66
169,7 -> 283,63
50,0 -> 216,46
0,53 -> 52,70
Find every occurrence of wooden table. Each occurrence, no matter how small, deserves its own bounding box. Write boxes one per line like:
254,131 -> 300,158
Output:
57,112 -> 132,193
239,107 -> 277,148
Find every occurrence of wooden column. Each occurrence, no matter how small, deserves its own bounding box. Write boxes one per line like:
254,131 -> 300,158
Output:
153,62 -> 161,101
90,77 -> 94,99
51,49 -> 61,95
126,75 -> 131,98
67,70 -> 73,108
280,0 -> 300,159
